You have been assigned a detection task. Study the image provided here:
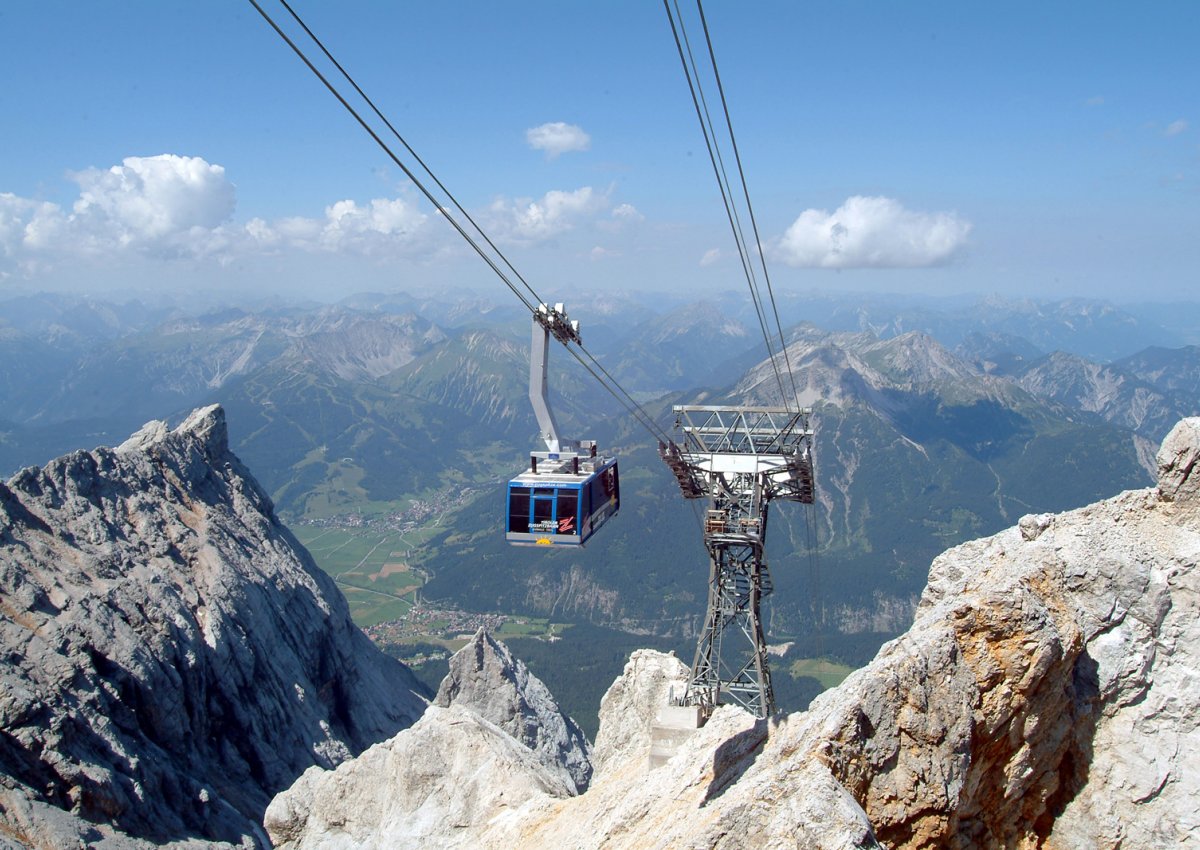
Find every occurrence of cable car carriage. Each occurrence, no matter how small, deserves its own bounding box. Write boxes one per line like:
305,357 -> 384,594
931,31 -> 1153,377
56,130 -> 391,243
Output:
506,448 -> 619,546
506,304 -> 620,547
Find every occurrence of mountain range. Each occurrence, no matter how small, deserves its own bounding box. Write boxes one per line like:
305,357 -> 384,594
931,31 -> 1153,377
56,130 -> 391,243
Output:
2,289 -> 1198,669
4,400 -> 1196,847
417,322 -> 1155,650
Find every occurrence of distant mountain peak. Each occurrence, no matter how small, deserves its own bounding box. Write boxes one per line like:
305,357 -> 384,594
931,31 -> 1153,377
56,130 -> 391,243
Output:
737,328 -> 1009,409
855,330 -> 982,388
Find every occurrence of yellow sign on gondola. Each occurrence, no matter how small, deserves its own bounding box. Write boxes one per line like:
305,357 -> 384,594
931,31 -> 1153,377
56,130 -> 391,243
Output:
536,538 -> 552,546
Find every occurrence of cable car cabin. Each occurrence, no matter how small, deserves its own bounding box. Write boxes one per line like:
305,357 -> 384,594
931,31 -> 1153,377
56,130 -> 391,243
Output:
506,456 -> 619,547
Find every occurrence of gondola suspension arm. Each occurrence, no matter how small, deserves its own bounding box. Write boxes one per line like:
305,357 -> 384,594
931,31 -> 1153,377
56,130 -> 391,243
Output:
530,303 -> 580,454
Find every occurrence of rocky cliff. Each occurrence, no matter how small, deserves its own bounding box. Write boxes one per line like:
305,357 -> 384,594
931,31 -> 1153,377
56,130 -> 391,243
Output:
269,418 -> 1200,849
0,406 -> 427,849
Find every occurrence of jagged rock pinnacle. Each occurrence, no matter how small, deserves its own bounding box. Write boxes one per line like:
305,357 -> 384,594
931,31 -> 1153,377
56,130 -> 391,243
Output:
116,403 -> 230,458
435,628 -> 593,792
266,630 -> 587,850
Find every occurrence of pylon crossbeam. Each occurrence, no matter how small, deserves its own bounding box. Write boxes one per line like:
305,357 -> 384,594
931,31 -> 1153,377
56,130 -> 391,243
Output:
675,405 -> 811,456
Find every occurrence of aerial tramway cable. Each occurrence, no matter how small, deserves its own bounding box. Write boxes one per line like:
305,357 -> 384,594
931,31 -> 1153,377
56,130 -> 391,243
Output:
245,0 -> 538,315
272,0 -> 545,315
664,0 -> 787,406
247,0 -> 672,448
693,0 -> 801,409
663,0 -> 802,413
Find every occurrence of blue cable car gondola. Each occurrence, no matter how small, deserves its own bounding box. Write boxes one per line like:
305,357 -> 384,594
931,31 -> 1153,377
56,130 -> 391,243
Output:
507,303 -> 620,547
506,454 -> 619,546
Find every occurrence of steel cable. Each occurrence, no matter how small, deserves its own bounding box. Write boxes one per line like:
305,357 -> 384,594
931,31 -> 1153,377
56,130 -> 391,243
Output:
664,0 -> 790,408
246,0 -> 539,316
274,0 -> 545,312
694,0 -> 802,411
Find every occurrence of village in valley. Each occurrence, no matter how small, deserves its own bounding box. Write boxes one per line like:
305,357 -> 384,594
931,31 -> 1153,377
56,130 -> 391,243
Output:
292,488 -> 562,665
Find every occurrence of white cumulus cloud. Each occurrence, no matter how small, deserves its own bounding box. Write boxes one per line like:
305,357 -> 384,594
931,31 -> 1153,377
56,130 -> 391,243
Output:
0,154 -> 439,279
611,203 -> 643,221
246,198 -> 429,256
318,198 -> 427,252
488,186 -> 605,243
3,155 -> 237,262
774,196 -> 971,269
526,122 -> 591,158
2,154 -> 635,287
1,194 -> 54,257
72,155 -> 235,245
67,155 -> 234,260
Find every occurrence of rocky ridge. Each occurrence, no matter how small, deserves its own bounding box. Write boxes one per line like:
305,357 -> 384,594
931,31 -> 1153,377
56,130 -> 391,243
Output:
1014,349 -> 1186,443
0,406 -> 427,848
269,418 -> 1200,849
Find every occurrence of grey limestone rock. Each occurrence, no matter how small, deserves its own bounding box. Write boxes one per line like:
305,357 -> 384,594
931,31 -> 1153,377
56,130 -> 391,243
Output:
434,628 -> 593,792
0,405 -> 427,848
266,631 -> 593,849
590,648 -> 688,778
265,704 -> 574,850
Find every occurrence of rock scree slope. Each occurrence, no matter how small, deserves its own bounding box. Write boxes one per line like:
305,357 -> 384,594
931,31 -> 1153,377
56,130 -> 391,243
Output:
269,417 -> 1200,849
0,405 -> 427,849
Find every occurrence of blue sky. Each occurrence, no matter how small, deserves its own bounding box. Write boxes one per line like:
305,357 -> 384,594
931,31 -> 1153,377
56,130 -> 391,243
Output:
1,1 -> 1196,303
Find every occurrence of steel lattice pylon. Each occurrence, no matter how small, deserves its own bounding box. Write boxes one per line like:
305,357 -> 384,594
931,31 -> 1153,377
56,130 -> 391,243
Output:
660,405 -> 814,718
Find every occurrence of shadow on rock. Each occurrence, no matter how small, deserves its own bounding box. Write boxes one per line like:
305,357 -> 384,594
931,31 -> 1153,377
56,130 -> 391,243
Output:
1034,647 -> 1099,841
702,718 -> 769,806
